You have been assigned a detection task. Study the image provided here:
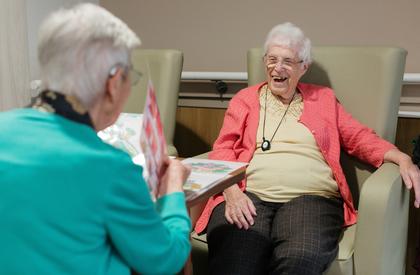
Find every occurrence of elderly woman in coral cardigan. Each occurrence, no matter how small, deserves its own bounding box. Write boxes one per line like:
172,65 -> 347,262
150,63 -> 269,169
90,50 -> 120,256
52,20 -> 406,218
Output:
195,22 -> 420,275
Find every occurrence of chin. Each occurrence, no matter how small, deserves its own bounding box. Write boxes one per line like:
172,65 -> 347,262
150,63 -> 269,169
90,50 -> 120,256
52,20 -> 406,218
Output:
269,83 -> 288,96
271,88 -> 288,97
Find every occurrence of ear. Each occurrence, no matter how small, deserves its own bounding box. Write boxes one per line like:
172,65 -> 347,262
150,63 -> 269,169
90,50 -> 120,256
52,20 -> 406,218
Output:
104,68 -> 124,106
302,63 -> 309,74
299,63 -> 309,78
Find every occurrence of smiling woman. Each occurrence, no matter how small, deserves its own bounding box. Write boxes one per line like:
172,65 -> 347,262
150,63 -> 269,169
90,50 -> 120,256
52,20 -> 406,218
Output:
194,22 -> 420,275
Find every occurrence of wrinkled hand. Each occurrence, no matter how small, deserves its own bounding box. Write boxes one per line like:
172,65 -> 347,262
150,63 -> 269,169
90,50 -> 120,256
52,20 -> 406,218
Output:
399,156 -> 420,208
223,185 -> 257,230
158,158 -> 191,198
384,149 -> 420,208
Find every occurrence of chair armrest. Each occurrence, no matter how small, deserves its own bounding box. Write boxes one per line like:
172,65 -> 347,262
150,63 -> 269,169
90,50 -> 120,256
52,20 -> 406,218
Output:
167,144 -> 178,157
354,163 -> 409,275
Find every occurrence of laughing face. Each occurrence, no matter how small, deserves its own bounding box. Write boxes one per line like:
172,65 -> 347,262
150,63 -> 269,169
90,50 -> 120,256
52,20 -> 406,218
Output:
264,45 -> 308,102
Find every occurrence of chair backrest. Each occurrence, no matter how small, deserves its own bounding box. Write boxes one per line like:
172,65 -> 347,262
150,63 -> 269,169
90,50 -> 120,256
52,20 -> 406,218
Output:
124,49 -> 183,156
248,46 -> 406,205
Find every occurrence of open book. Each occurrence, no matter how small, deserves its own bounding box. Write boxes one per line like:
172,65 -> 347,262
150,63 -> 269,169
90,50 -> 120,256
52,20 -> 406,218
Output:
98,82 -> 247,204
182,158 -> 248,206
98,116 -> 247,206
97,112 -> 144,166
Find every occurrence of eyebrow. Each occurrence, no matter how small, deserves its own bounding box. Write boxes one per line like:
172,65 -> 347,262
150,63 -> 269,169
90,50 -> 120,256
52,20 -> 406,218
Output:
266,55 -> 294,59
266,57 -> 296,63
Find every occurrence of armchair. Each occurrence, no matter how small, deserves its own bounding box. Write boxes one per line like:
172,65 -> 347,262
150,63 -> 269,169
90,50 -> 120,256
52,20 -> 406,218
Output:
191,46 -> 409,275
124,49 -> 183,156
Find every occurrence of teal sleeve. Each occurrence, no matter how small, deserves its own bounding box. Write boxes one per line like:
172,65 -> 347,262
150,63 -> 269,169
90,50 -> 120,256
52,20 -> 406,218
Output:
104,163 -> 191,274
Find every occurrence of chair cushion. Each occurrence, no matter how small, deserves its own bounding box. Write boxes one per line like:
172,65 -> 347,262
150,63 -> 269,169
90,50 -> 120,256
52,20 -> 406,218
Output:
325,257 -> 354,275
324,224 -> 356,275
337,224 -> 356,260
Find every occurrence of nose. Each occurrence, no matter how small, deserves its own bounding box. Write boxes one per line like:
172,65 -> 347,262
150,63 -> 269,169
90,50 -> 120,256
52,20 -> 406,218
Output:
273,62 -> 286,71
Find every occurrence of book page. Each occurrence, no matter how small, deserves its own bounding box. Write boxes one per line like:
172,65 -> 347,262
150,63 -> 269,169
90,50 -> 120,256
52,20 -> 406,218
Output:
97,113 -> 145,167
182,158 -> 248,194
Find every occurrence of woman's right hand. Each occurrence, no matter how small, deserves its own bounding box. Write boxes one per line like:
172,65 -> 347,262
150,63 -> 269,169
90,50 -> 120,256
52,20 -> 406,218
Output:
223,185 -> 257,230
157,158 -> 191,198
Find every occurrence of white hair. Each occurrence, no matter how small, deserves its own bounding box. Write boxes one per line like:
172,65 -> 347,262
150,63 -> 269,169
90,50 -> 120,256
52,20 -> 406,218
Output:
264,22 -> 312,65
38,3 -> 141,108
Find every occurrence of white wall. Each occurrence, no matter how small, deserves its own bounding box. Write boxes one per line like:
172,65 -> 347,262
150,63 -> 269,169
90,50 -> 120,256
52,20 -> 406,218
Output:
101,0 -> 420,73
25,0 -> 99,81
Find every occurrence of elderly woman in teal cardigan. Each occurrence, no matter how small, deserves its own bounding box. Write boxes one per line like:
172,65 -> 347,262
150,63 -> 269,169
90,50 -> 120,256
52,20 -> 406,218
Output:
0,4 -> 191,275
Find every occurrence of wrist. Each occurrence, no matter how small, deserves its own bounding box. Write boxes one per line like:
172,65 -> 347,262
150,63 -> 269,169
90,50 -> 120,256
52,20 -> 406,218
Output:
224,184 -> 239,193
223,184 -> 240,199
385,148 -> 410,165
398,154 -> 412,165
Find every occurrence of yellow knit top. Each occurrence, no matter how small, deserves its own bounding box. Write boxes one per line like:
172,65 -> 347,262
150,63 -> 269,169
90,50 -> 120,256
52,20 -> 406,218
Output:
246,86 -> 340,202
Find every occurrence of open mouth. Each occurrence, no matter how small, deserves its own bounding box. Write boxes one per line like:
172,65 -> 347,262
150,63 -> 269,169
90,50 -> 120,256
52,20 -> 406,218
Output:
272,76 -> 288,83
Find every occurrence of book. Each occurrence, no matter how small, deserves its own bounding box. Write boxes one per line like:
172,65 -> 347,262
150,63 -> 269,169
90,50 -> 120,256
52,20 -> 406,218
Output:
182,158 -> 248,206
97,112 -> 145,167
98,81 -> 247,204
97,112 -> 143,157
139,81 -> 167,197
99,116 -> 247,205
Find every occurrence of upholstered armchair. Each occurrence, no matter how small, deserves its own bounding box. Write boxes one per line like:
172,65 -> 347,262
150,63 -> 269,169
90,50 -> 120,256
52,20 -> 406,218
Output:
191,46 -> 409,275
124,49 -> 183,156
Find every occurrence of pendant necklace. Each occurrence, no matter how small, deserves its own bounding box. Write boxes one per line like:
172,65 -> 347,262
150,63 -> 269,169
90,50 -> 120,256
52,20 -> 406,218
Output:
261,86 -> 296,152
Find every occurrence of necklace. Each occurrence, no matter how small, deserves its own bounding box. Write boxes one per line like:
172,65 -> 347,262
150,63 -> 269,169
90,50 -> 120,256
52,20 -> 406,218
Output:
261,86 -> 296,151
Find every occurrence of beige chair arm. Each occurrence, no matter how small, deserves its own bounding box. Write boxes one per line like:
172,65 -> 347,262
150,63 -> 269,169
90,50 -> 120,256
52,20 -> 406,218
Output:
354,163 -> 409,275
167,144 -> 178,157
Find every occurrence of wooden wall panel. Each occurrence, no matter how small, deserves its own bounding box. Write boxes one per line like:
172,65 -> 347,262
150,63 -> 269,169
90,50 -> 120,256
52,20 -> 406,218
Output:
396,118 -> 420,156
174,107 -> 226,158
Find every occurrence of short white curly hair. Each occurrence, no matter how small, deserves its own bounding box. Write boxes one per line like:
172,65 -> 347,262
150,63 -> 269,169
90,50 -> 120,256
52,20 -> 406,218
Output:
264,22 -> 312,65
38,3 -> 141,108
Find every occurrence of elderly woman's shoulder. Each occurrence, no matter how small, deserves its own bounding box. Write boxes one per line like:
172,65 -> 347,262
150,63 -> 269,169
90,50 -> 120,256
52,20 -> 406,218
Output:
226,83 -> 263,109
233,82 -> 264,100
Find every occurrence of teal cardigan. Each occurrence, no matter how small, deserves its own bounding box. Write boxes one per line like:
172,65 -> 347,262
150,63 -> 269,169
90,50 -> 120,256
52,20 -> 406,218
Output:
0,109 -> 191,274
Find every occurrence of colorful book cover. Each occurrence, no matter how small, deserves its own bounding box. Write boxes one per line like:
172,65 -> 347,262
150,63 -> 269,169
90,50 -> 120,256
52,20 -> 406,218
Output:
139,81 -> 167,198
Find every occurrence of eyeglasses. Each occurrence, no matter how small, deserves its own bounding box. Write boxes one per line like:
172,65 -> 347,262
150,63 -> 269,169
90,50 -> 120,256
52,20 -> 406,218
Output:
263,55 -> 303,70
128,66 -> 142,86
109,63 -> 142,86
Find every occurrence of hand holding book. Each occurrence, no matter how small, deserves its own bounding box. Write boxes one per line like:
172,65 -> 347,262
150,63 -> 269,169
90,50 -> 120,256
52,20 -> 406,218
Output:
157,157 -> 191,198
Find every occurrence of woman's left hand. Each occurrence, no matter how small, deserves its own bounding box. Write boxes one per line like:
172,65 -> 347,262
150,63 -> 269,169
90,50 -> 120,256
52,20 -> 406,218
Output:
385,148 -> 420,208
399,156 -> 420,208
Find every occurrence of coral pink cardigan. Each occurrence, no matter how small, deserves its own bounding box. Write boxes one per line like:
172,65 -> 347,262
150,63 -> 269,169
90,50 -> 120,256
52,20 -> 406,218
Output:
195,82 -> 396,234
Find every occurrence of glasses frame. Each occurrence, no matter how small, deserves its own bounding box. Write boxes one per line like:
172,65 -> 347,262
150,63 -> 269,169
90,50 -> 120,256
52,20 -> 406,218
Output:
263,54 -> 304,70
109,63 -> 142,86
